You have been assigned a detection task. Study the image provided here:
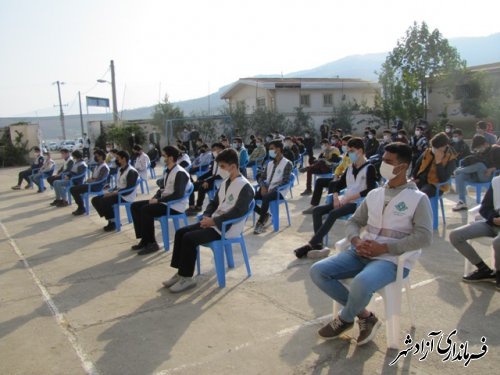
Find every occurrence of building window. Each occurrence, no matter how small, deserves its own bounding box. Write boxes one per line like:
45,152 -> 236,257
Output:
256,97 -> 265,108
323,94 -> 333,106
300,94 -> 310,107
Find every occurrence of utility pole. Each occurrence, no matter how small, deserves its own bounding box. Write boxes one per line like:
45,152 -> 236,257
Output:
53,80 -> 66,139
78,91 -> 85,136
110,60 -> 119,125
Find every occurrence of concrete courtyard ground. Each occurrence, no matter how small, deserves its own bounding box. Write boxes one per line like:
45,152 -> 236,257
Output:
0,163 -> 498,375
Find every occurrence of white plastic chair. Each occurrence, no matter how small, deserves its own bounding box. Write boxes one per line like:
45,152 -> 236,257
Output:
463,205 -> 495,276
332,238 -> 416,349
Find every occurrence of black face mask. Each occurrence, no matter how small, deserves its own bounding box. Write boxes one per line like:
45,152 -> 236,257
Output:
94,157 -> 99,163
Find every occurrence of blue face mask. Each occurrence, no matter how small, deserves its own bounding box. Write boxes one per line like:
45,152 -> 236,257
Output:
341,145 -> 347,153
348,151 -> 358,163
269,150 -> 277,159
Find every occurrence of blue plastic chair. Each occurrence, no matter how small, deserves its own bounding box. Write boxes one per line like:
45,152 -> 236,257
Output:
207,178 -> 223,201
253,174 -> 295,232
196,200 -> 255,288
148,163 -> 157,179
139,177 -> 150,195
65,171 -> 87,205
313,163 -> 338,185
298,151 -> 306,168
86,161 -> 98,179
82,176 -> 109,215
429,180 -> 450,231
194,162 -> 210,179
250,155 -> 266,180
323,192 -> 365,246
112,183 -> 140,232
30,166 -> 55,191
462,170 -> 500,204
154,184 -> 194,251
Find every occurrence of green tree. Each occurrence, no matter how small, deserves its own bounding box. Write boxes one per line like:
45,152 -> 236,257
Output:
0,127 -> 30,166
220,101 -> 250,138
106,123 -> 146,152
332,103 -> 355,133
249,107 -> 289,137
151,94 -> 184,142
288,107 -> 315,135
378,21 -> 466,125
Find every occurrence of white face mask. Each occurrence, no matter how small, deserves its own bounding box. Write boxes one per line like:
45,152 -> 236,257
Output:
380,161 -> 400,181
219,168 -> 230,180
368,134 -> 374,139
415,131 -> 421,136
383,135 -> 390,142
212,151 -> 219,158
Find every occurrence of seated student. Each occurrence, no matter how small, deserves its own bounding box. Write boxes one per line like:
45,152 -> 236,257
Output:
177,145 -> 192,169
91,150 -> 139,232
300,139 -> 341,196
449,178 -> 500,289
189,144 -> 213,175
476,120 -> 497,145
186,142 -> 225,215
31,151 -> 55,192
11,146 -> 44,190
309,142 -> 433,345
147,143 -> 160,168
130,146 -> 193,255
303,130 -> 315,162
47,148 -> 74,188
69,149 -> 110,216
397,129 -> 409,144
303,136 -> 353,214
247,137 -> 266,168
253,140 -> 292,234
132,144 -> 151,181
365,129 -> 379,158
453,135 -> 500,211
162,148 -> 255,293
283,136 -> 299,163
410,126 -> 429,169
296,137 -> 306,155
51,150 -> 87,207
233,137 -> 249,177
295,138 -> 377,258
450,128 -> 470,161
411,132 -> 457,198
246,134 -> 257,155
106,148 -> 119,175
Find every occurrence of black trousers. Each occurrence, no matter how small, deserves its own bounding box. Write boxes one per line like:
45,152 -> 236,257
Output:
18,168 -> 33,186
70,184 -> 102,209
418,183 -> 444,198
91,195 -> 120,220
170,223 -> 221,277
47,175 -> 62,187
131,200 -> 181,243
310,177 -> 336,206
254,189 -> 283,223
189,180 -> 213,207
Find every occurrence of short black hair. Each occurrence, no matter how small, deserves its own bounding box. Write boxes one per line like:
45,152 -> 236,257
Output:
211,142 -> 225,150
110,148 -> 119,154
132,144 -> 143,151
60,148 -> 69,153
116,150 -> 130,162
347,137 -> 365,151
416,126 -> 424,131
284,136 -> 292,141
398,129 -> 407,135
320,138 -> 329,145
452,128 -> 463,136
162,146 -> 181,161
431,132 -> 450,148
233,137 -> 243,143
445,123 -> 454,128
269,140 -> 284,152
215,148 -> 239,167
33,146 -> 41,152
477,121 -> 487,130
94,149 -> 106,159
369,129 -> 377,135
72,150 -> 83,159
384,142 -> 412,165
471,135 -> 487,149
383,129 -> 392,134
341,135 -> 352,142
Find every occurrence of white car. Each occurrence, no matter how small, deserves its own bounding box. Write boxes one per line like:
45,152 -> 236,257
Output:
60,140 -> 76,151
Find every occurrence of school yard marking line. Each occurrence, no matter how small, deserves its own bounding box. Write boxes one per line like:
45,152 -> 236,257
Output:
0,221 -> 100,375
155,276 -> 443,375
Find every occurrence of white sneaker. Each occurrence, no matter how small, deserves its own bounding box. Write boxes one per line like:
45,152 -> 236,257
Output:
162,273 -> 180,288
307,247 -> 331,259
169,276 -> 197,293
452,201 -> 468,211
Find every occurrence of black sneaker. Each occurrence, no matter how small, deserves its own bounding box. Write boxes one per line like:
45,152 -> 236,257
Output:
318,317 -> 354,340
300,189 -> 312,196
103,222 -> 116,232
50,199 -> 61,206
72,208 -> 85,216
137,242 -> 160,255
186,207 -> 202,216
462,267 -> 496,283
294,243 -> 323,259
131,240 -> 146,251
356,313 -> 382,346
261,213 -> 272,227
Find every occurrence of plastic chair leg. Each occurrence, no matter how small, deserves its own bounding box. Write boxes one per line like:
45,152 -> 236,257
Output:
431,198 -> 438,230
476,186 -> 482,204
404,278 -> 415,328
196,246 -> 201,275
381,282 -> 403,349
114,205 -> 121,232
85,194 -> 90,215
284,200 -> 291,227
212,243 -> 226,288
159,217 -> 170,251
240,239 -> 252,276
125,204 -> 132,223
224,243 -> 235,268
270,202 -> 279,232
440,197 -> 446,227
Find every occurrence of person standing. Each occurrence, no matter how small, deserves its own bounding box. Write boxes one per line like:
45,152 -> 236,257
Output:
82,133 -> 91,159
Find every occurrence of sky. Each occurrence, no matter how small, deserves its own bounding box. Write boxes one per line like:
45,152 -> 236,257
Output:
0,0 -> 499,118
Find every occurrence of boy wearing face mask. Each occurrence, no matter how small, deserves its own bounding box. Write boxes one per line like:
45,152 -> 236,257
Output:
299,139 -> 340,196
254,140 -> 292,234
164,148 -> 254,293
130,146 -> 192,254
411,132 -> 457,198
310,142 -> 432,345
365,129 -> 379,158
147,143 -> 160,168
453,135 -> 500,211
444,123 -> 454,137
248,137 -> 266,167
450,128 -> 470,161
132,144 -> 151,181
69,149 -> 110,215
410,126 -> 429,169
303,131 -> 315,162
187,143 -> 225,215
12,146 -> 45,190
232,137 -> 249,177
295,138 -> 377,258
283,136 -> 299,163
190,144 -> 213,175
475,120 -> 497,145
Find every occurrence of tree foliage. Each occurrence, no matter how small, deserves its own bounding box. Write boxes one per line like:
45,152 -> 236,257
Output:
151,94 -> 184,131
106,123 -> 146,152
378,21 -> 466,126
0,128 -> 30,166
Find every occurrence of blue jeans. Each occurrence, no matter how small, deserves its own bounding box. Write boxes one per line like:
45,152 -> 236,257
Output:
53,179 -> 70,200
454,163 -> 490,202
310,247 -> 409,322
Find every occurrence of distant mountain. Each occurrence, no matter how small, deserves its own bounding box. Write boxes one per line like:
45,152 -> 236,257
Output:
2,33 -> 499,139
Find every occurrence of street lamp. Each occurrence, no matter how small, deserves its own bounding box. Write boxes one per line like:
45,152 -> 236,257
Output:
97,60 -> 119,125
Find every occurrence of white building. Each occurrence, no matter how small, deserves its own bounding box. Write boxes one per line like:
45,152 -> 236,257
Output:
220,77 -> 381,128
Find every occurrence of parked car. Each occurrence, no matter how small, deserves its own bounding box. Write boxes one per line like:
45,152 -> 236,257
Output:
60,140 -> 76,151
48,142 -> 59,151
